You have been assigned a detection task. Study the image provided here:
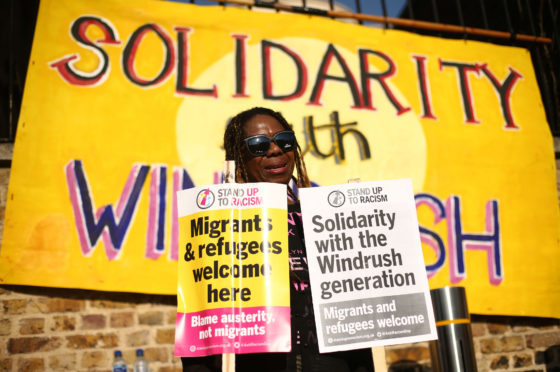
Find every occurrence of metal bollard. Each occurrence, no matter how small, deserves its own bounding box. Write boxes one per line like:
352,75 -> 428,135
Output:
429,286 -> 477,372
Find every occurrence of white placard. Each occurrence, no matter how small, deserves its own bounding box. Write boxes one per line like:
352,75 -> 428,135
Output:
299,179 -> 437,353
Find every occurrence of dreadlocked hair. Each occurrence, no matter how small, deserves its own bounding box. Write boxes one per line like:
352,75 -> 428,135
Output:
223,107 -> 311,198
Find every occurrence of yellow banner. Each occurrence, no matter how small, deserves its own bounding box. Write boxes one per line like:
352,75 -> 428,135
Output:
0,0 -> 559,318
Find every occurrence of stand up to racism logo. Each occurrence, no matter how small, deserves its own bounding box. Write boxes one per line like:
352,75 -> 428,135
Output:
328,190 -> 345,208
196,188 -> 215,209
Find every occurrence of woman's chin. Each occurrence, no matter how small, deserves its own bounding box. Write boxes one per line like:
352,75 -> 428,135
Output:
251,172 -> 292,185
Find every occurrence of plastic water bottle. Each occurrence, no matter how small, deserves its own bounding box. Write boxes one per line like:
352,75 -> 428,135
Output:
112,350 -> 128,372
133,349 -> 149,372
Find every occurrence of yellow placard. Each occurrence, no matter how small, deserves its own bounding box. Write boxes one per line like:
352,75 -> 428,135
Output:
177,208 -> 289,312
174,184 -> 291,356
0,0 -> 558,318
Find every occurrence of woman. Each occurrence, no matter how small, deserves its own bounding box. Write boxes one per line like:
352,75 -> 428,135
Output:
183,107 -> 374,372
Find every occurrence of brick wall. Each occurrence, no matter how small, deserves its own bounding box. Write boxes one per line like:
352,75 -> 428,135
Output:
1,157 -> 559,371
0,286 -> 180,372
386,315 -> 560,371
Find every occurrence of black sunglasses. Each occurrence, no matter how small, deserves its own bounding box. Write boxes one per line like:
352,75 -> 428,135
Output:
243,131 -> 297,157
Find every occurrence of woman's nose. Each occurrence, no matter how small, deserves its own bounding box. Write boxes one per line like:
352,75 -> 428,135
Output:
266,140 -> 283,156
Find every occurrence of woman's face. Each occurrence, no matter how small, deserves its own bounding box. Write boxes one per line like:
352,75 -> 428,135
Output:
242,114 -> 295,185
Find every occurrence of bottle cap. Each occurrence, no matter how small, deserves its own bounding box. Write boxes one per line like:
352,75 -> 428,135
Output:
114,350 -> 122,357
136,349 -> 144,356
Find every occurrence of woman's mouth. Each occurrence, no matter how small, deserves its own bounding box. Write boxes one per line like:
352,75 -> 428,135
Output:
265,162 -> 288,174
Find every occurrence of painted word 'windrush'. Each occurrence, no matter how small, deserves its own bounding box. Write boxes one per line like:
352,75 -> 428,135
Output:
65,159 -> 193,261
416,193 -> 502,285
50,16 -> 522,129
65,160 -> 503,285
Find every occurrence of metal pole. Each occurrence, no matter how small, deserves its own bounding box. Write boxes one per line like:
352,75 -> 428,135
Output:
205,0 -> 553,44
429,286 -> 477,372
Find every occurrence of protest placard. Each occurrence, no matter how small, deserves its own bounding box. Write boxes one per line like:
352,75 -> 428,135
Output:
174,183 -> 290,356
299,179 -> 437,353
